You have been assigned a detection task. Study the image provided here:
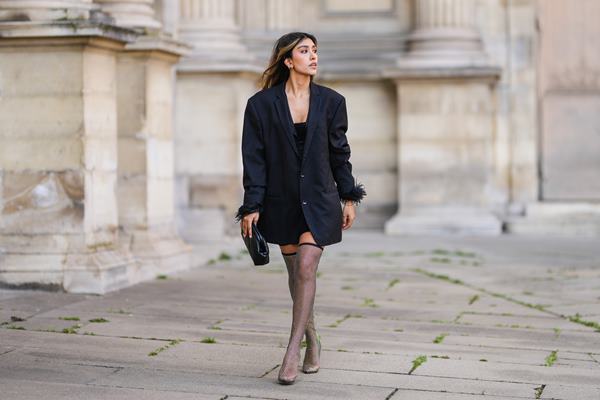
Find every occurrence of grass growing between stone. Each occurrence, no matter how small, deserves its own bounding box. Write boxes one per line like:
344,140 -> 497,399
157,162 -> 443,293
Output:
361,297 -> 379,308
327,313 -> 363,328
408,355 -> 427,374
567,313 -> 600,332
89,318 -> 109,323
534,384 -> 546,399
553,327 -> 561,338
429,249 -> 483,266
62,324 -> 82,334
107,308 -> 132,315
411,267 -> 600,332
433,333 -> 448,344
148,339 -> 182,356
208,319 -> 224,330
545,350 -> 558,366
386,278 -> 400,290
59,316 -> 80,321
430,257 -> 451,264
200,337 -> 217,344
413,268 -> 464,285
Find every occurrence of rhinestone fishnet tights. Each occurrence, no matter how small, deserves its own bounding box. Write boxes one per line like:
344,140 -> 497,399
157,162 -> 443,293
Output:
278,242 -> 323,381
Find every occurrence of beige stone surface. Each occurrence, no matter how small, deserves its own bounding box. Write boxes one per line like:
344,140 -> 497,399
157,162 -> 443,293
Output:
1,231 -> 599,398
2,0 -> 599,297
396,81 -> 497,206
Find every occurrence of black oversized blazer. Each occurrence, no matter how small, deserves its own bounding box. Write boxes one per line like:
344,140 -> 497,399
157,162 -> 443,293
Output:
235,80 -> 366,247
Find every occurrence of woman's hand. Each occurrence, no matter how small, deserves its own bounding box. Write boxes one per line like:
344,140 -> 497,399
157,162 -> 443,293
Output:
342,201 -> 355,230
241,211 -> 260,238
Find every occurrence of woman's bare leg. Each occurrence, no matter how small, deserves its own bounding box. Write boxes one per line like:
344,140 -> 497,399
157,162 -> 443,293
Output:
278,232 -> 323,383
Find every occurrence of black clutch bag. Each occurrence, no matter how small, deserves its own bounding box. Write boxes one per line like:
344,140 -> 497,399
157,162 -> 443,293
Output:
241,222 -> 269,265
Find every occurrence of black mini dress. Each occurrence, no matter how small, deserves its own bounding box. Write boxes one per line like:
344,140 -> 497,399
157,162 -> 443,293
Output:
279,122 -> 311,245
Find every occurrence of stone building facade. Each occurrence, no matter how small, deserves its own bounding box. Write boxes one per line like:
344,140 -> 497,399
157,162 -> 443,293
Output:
1,0 -> 599,293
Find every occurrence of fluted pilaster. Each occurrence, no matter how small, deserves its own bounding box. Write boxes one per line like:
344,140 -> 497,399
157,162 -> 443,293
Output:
178,0 -> 255,70
401,0 -> 488,68
265,0 -> 298,31
96,0 -> 161,30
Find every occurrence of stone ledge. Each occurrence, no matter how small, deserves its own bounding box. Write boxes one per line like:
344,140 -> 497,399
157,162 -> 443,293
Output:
0,20 -> 137,44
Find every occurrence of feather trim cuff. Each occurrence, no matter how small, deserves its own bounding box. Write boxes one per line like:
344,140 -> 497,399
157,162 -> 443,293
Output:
235,204 -> 262,222
340,182 -> 366,205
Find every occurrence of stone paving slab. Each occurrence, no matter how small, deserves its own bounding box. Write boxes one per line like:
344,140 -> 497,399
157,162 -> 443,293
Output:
541,383 -> 600,400
414,357 -> 600,386
91,366 -> 396,400
262,367 -> 537,398
1,231 -> 600,399
0,379 -> 223,400
0,351 -> 121,385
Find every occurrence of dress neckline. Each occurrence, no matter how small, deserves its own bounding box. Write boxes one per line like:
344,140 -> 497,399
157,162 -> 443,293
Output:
283,83 -> 311,128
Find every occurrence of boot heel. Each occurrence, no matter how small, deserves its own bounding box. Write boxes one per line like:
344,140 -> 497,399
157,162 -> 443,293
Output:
302,335 -> 321,373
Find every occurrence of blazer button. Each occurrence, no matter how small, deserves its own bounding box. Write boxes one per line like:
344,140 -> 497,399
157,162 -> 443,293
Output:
302,201 -> 307,205
300,174 -> 305,178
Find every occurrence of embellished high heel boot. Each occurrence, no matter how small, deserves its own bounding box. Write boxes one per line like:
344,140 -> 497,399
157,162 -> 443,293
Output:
277,347 -> 301,385
302,332 -> 321,373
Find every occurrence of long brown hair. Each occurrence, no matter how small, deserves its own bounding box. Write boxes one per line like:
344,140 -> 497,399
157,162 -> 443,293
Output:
260,32 -> 318,90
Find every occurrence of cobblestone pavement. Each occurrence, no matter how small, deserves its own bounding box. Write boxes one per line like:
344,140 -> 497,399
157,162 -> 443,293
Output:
1,230 -> 599,399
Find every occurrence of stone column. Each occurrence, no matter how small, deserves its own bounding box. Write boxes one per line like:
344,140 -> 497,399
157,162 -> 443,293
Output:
94,0 -> 192,277
153,0 -> 179,38
95,0 -> 161,30
0,1 -> 138,293
178,0 -> 255,68
403,0 -> 488,67
175,0 -> 260,242
383,0 -> 503,235
238,0 -> 299,58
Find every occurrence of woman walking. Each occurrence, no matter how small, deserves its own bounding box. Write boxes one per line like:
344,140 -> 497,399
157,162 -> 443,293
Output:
235,32 -> 366,385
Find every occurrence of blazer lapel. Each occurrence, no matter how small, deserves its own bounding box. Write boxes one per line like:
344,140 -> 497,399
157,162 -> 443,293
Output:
303,81 -> 321,162
274,81 -> 299,158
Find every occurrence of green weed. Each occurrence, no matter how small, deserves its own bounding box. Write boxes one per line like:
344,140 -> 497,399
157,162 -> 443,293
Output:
534,384 -> 546,399
386,278 -> 401,290
62,323 -> 82,334
433,333 -> 448,344
148,339 -> 182,356
409,355 -> 427,374
89,318 -> 109,323
361,298 -> 379,308
545,350 -> 558,366
567,313 -> 600,331
59,316 -> 80,321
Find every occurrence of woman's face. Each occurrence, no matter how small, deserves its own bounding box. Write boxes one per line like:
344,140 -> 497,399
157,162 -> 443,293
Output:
287,38 -> 318,77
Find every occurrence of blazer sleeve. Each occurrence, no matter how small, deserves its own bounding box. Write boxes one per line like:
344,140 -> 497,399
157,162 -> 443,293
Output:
235,99 -> 267,222
328,96 -> 366,205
